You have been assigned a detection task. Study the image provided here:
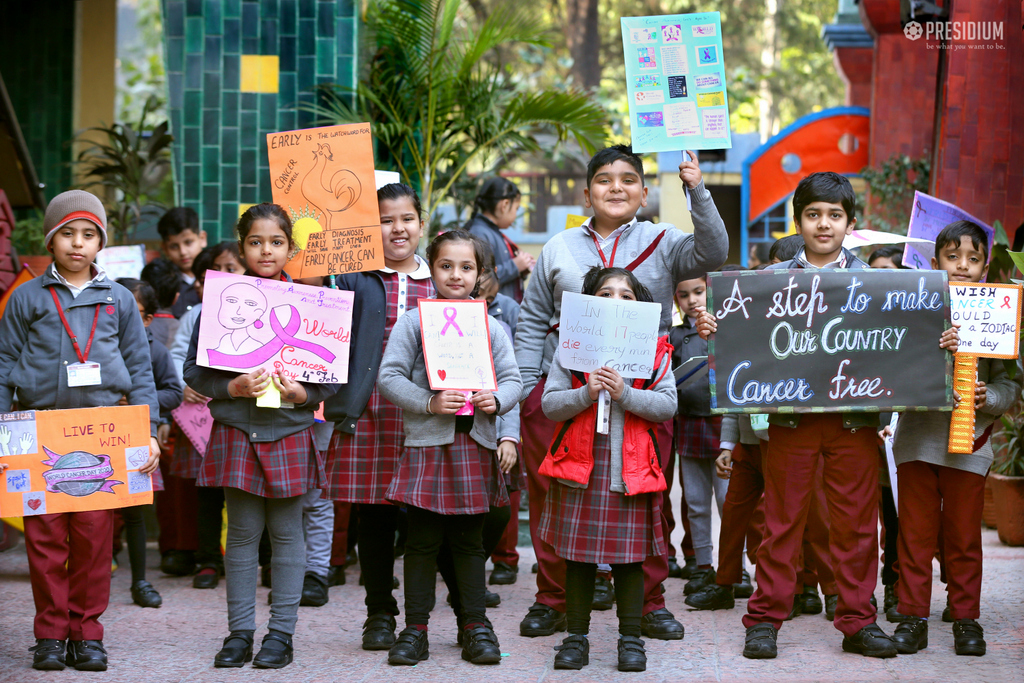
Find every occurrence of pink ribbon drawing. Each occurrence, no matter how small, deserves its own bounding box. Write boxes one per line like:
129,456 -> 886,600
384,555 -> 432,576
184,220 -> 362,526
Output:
208,304 -> 336,368
441,307 -> 463,337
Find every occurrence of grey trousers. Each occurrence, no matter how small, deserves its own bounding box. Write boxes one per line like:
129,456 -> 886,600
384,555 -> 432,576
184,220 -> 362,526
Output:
680,457 -> 729,567
224,487 -> 306,635
302,488 -> 334,578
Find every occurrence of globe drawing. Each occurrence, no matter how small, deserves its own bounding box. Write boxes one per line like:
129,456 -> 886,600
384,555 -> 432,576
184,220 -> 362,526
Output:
48,451 -> 110,497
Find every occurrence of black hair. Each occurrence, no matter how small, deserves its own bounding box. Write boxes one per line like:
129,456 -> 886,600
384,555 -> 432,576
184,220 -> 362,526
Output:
582,266 -> 653,303
426,229 -> 489,297
792,172 -> 857,223
749,242 -> 771,264
768,234 -> 805,263
868,244 -> 905,268
473,177 -> 521,215
140,257 -> 183,309
586,144 -> 645,187
378,182 -> 423,218
237,202 -> 294,247
118,277 -> 159,317
192,245 -> 218,284
157,206 -> 201,241
204,241 -> 243,278
719,263 -> 744,272
934,220 -> 989,261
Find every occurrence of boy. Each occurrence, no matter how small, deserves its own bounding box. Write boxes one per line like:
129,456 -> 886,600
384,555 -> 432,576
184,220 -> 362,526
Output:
0,190 -> 160,671
157,207 -> 206,318
890,221 -> 1020,657
514,145 -> 728,640
140,257 -> 183,348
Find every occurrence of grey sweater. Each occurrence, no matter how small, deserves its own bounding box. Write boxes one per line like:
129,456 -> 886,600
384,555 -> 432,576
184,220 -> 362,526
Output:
515,180 -> 729,401
377,309 -> 522,450
893,356 -> 1021,476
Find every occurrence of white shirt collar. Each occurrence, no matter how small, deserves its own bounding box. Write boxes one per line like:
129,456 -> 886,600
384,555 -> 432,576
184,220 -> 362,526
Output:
581,217 -> 637,245
794,247 -> 847,270
380,254 -> 432,279
50,263 -> 107,299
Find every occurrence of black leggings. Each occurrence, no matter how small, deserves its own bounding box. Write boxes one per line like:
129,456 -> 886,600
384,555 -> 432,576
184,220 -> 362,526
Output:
358,503 -> 401,616
440,504 -> 511,617
119,505 -> 149,584
565,560 -> 644,637
196,486 -> 226,569
881,485 -> 900,586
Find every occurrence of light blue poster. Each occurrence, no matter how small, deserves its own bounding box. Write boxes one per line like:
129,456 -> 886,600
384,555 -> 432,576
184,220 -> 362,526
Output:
621,13 -> 732,153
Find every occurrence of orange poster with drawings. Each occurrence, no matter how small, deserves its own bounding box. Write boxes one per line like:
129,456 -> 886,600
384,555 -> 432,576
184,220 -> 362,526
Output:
0,406 -> 153,517
267,122 -> 385,279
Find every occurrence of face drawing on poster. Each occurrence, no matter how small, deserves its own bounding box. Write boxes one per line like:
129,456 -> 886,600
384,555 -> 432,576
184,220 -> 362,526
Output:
696,45 -> 719,66
215,283 -> 270,355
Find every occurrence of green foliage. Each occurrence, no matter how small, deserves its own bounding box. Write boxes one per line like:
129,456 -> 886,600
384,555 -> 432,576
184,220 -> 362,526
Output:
994,413 -> 1024,477
117,0 -> 167,127
858,154 -> 931,233
10,209 -> 46,257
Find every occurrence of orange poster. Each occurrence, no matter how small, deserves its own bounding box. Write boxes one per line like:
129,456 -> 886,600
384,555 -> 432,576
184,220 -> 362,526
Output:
267,122 -> 385,279
0,406 -> 153,517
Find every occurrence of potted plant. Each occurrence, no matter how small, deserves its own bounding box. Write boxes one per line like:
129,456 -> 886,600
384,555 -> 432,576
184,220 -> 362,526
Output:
991,412 -> 1024,546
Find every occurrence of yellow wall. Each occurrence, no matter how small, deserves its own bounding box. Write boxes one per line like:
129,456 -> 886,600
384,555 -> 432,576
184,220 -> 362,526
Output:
72,0 -> 117,184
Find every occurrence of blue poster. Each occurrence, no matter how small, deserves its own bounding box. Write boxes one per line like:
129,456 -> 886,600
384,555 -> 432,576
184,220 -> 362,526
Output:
621,13 -> 732,153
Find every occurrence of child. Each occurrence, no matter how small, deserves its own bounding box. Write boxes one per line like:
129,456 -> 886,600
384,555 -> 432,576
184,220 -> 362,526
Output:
115,278 -> 184,608
140,257 -> 184,348
377,229 -> 522,666
890,221 -> 1021,656
464,176 -> 533,302
515,145 -> 728,640
0,190 -> 160,671
867,245 -> 905,269
183,203 -> 338,670
321,182 -> 435,649
539,266 -> 676,672
157,207 -> 207,318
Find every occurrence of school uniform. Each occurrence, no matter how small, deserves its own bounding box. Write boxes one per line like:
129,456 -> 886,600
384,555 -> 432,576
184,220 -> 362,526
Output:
465,213 -> 524,302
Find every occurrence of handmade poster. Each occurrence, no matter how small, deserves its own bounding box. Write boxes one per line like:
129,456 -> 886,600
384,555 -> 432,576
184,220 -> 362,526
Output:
267,123 -> 384,278
197,270 -> 353,384
621,12 -> 731,153
171,400 -> 212,456
418,299 -> 497,391
96,244 -> 146,279
0,406 -> 153,517
558,292 -> 662,379
902,191 -> 995,272
707,270 -> 953,413
675,355 -> 709,388
948,282 -> 1022,359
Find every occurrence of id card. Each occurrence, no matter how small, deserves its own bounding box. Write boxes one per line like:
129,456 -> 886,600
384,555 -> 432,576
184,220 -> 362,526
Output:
67,362 -> 102,387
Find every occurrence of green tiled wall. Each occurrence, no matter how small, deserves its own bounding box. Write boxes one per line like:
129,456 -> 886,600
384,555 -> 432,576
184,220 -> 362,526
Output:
162,0 -> 359,241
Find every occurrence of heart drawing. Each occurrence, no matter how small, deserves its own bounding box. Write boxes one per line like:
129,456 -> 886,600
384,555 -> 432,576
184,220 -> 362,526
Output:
27,498 -> 42,511
438,369 -> 447,381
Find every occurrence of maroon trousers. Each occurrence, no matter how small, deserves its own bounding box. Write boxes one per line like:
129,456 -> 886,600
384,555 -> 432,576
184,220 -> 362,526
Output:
24,510 -> 113,640
662,450 -> 695,560
491,489 -> 521,567
522,379 -> 669,614
155,456 -> 198,554
716,441 -> 766,585
330,501 -> 353,566
744,415 -> 878,637
896,461 -> 984,621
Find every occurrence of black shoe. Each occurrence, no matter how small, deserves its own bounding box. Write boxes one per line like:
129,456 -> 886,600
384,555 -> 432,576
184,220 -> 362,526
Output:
66,640 -> 108,672
743,623 -> 778,659
679,556 -> 697,579
326,565 -> 346,586
841,623 -> 898,658
617,635 -> 647,672
485,589 -> 501,608
30,639 -> 65,671
685,583 -> 735,611
824,593 -> 838,621
489,562 -> 518,585
942,597 -> 953,623
953,619 -> 986,656
785,594 -> 804,620
131,579 -> 163,608
798,585 -> 822,615
593,575 -> 614,610
461,625 -> 501,664
884,584 -> 910,622
160,550 -> 195,576
388,627 -> 429,665
345,549 -> 358,567
892,616 -> 928,654
261,565 -> 272,588
531,562 -> 539,574
553,634 -> 589,670
683,567 -> 716,596
300,572 -> 329,607
667,556 -> 684,579
883,584 -> 897,612
870,594 -> 878,612
214,630 -> 254,668
193,566 -> 220,589
733,570 -> 754,599
253,630 -> 293,669
362,613 -> 397,650
519,603 -> 567,637
640,607 -> 685,640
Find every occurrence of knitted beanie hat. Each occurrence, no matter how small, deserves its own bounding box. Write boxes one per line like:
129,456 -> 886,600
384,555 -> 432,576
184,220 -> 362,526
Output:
43,190 -> 108,250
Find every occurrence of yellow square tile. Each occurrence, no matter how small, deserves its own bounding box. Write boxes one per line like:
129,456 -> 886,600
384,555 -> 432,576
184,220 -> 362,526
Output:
238,203 -> 256,217
240,55 -> 279,93
259,55 -> 279,93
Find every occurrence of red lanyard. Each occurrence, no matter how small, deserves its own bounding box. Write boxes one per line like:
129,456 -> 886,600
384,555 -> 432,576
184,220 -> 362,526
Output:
590,230 -> 622,268
49,288 -> 100,364
501,233 -> 518,258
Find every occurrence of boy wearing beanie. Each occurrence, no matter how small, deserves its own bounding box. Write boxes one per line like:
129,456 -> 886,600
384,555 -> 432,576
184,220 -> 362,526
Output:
0,190 -> 161,671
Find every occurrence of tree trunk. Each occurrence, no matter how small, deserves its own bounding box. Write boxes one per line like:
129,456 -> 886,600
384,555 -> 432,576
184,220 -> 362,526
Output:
565,0 -> 601,89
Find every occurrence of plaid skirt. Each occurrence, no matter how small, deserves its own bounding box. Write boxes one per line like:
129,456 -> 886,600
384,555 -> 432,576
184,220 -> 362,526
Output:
198,421 -> 325,498
150,462 -> 165,491
539,433 -> 664,564
169,422 -> 204,479
323,385 -> 404,504
676,415 -> 723,459
385,432 -> 509,515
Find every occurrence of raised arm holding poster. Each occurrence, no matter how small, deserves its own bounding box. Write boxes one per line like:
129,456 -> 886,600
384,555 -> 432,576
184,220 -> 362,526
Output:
707,270 -> 953,414
267,122 -> 385,278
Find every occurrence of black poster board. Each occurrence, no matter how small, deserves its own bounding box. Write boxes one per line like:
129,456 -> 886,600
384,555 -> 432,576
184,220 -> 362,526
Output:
707,269 -> 953,414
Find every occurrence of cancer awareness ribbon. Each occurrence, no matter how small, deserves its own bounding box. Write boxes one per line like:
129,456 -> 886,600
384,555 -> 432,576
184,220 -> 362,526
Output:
441,307 -> 464,337
207,304 -> 336,368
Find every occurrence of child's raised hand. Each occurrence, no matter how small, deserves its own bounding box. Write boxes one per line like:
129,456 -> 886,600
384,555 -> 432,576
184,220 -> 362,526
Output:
974,380 -> 988,409
228,368 -> 270,398
184,386 -> 209,404
696,306 -> 717,340
678,150 -> 703,189
470,390 -> 498,414
430,390 -> 467,415
496,441 -> 518,473
594,366 -> 625,401
939,324 -> 960,354
715,450 -> 733,479
140,436 -> 161,475
513,251 -> 535,273
273,370 -> 308,405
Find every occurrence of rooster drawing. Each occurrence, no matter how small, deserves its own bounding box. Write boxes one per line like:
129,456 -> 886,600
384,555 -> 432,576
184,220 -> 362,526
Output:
300,143 -> 362,231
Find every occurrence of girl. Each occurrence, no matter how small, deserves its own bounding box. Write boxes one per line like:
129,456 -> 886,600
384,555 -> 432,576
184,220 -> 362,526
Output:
377,229 -> 522,666
538,266 -> 677,673
463,176 -> 533,302
183,204 -> 338,670
321,183 -> 435,649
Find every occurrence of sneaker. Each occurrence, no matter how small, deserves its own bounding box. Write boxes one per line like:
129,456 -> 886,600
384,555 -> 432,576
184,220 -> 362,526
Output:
683,567 -> 716,596
684,584 -> 735,611
798,585 -> 822,615
841,623 -> 898,658
742,623 -> 778,659
733,569 -> 754,599
593,575 -> 614,610
553,634 -> 589,670
461,625 -> 501,664
388,627 -> 429,665
892,616 -> 928,654
952,619 -> 986,656
617,635 -> 647,672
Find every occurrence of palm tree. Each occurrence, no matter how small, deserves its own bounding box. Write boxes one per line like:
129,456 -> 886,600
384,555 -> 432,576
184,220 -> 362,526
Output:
307,0 -> 609,224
